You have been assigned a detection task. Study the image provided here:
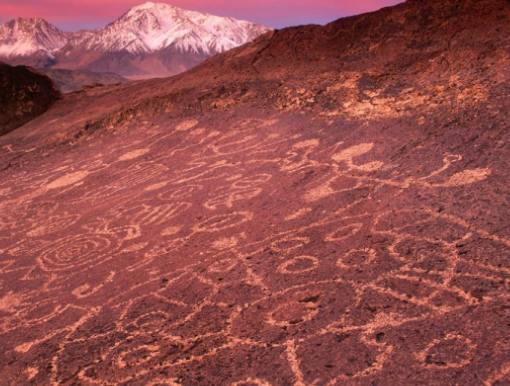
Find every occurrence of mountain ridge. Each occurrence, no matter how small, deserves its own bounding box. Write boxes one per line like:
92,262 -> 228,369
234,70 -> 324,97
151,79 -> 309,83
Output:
0,2 -> 270,78
0,17 -> 68,67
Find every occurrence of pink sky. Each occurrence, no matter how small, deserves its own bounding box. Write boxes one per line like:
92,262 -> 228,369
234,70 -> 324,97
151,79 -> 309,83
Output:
0,0 -> 403,29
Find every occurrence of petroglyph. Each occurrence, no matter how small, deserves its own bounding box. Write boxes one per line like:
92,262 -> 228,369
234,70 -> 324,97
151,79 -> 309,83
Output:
118,148 -> 150,161
440,168 -> 492,187
45,170 -> 89,190
0,292 -> 22,312
0,57 -> 508,385
175,119 -> 199,132
0,115 -> 507,385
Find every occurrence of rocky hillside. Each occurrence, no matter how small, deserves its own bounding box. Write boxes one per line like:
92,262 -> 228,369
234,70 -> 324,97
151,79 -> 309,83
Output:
39,68 -> 127,93
0,0 -> 509,385
0,62 -> 59,136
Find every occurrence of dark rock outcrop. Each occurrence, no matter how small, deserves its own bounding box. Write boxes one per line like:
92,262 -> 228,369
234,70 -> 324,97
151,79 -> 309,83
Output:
0,62 -> 60,135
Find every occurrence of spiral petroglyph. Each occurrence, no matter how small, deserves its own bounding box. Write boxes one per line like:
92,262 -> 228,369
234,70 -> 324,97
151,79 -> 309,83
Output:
37,233 -> 116,272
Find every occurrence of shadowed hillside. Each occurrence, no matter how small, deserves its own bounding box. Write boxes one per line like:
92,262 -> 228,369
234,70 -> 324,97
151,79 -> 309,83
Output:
0,63 -> 59,136
39,68 -> 128,93
0,0 -> 509,384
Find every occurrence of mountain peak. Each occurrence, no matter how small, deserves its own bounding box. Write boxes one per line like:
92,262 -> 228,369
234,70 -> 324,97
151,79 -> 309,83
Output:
126,1 -> 177,15
129,1 -> 176,11
121,1 -> 182,26
0,17 -> 67,58
84,3 -> 270,55
134,1 -> 158,8
11,16 -> 43,24
5,17 -> 55,30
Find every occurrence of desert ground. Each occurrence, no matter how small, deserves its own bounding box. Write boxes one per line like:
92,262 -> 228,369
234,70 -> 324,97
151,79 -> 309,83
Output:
0,0 -> 509,384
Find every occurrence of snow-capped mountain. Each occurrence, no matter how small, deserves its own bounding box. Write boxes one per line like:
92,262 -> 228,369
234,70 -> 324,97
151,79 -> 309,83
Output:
0,2 -> 270,78
0,18 -> 68,66
77,2 -> 268,55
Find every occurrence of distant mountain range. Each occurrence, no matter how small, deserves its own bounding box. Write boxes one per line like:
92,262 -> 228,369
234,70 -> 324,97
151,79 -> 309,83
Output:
0,2 -> 270,79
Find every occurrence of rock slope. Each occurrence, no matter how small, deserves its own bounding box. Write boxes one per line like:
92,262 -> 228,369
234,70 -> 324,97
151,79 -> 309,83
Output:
0,0 -> 509,384
39,68 -> 128,93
